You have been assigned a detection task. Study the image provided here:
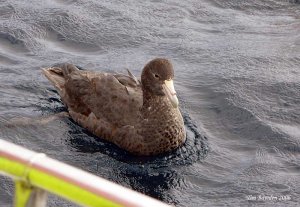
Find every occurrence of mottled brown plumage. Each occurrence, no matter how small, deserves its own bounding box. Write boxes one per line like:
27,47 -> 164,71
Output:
43,58 -> 186,156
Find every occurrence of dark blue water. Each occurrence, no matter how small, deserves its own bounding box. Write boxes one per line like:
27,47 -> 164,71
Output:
0,0 -> 299,206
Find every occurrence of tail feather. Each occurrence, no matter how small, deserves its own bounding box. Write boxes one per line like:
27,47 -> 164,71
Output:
42,67 -> 66,92
42,63 -> 79,92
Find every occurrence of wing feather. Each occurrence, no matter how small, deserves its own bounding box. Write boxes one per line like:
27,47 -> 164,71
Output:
63,71 -> 142,127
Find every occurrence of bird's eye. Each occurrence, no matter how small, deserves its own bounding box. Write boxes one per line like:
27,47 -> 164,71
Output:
154,74 -> 159,78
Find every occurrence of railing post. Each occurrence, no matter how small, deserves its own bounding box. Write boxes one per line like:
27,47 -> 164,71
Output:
14,181 -> 48,207
1,139 -> 172,207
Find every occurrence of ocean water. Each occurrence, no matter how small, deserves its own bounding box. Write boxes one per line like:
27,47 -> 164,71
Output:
0,0 -> 299,206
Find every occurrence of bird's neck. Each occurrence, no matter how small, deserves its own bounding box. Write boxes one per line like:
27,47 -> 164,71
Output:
141,90 -> 176,119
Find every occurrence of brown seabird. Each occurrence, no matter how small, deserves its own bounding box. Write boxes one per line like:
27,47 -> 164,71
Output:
43,58 -> 186,156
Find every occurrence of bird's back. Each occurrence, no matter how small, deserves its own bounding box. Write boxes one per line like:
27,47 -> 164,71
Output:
43,64 -> 143,130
